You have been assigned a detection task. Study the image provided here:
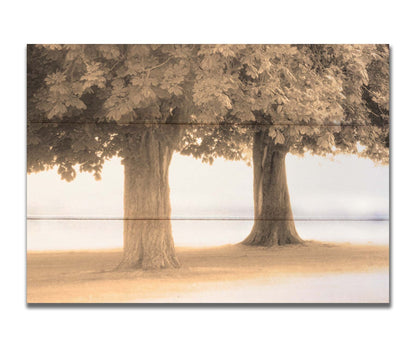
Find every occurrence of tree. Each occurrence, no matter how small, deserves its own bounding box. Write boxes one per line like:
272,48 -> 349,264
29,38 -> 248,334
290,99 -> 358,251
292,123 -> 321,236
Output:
28,44 -> 198,269
184,44 -> 389,246
28,44 -> 389,268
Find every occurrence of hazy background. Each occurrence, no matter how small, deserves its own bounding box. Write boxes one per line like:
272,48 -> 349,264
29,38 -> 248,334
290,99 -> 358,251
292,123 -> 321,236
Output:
27,153 -> 389,250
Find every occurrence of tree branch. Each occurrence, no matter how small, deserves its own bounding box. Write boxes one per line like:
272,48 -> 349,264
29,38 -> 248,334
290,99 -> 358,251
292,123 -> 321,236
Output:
144,57 -> 172,73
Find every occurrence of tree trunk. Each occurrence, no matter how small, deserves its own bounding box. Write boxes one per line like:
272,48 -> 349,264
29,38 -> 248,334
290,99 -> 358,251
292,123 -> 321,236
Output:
243,130 -> 303,246
118,130 -> 180,270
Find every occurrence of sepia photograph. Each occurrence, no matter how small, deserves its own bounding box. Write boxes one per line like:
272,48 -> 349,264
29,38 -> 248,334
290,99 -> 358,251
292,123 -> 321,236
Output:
5,1 -> 416,346
26,44 -> 390,303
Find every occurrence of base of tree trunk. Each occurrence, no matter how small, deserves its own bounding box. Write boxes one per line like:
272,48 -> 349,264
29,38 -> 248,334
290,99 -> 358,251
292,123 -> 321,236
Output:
242,221 -> 303,247
116,220 -> 181,271
116,253 -> 180,271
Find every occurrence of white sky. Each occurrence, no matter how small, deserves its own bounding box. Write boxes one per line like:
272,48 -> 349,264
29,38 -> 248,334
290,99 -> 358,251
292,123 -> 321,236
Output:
27,153 -> 389,220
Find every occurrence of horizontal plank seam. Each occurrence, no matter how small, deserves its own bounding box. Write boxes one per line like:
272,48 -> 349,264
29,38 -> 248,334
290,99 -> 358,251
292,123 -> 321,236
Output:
27,121 -> 389,126
26,217 -> 389,221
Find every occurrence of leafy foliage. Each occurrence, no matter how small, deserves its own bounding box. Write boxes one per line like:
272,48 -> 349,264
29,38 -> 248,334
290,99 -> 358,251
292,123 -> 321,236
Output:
28,44 -> 197,180
186,44 -> 389,164
27,44 -> 389,181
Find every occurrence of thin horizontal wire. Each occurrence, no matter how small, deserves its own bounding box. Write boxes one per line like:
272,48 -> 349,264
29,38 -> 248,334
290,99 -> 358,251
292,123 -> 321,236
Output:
27,121 -> 389,126
27,216 -> 389,222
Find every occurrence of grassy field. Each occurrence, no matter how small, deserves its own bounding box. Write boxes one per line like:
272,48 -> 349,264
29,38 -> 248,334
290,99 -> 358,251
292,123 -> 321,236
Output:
27,241 -> 389,303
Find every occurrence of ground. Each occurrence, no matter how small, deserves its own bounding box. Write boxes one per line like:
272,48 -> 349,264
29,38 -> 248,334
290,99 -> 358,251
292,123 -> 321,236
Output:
27,241 -> 389,303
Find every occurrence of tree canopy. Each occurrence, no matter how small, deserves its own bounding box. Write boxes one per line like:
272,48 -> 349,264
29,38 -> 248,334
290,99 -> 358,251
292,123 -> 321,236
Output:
28,44 -> 389,181
27,44 -> 198,180
182,44 -> 389,165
